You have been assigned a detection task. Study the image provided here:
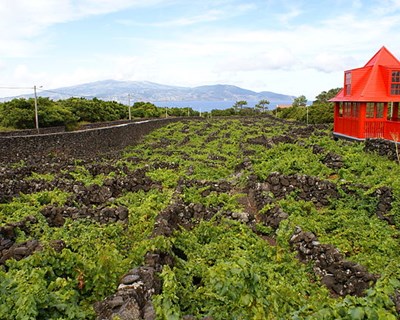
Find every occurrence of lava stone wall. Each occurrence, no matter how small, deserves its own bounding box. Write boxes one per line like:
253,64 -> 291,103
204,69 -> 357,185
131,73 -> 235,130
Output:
364,138 -> 399,161
0,118 -> 197,164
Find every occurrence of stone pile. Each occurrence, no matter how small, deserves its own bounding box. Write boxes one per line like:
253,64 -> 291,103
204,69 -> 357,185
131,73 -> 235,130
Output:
312,145 -> 344,170
246,135 -> 273,147
41,205 -> 129,226
0,215 -> 36,240
176,179 -> 232,195
246,134 -> 295,148
249,182 -> 274,210
0,215 -> 65,266
0,239 -> 42,266
66,169 -> 159,206
94,251 -> 174,320
374,186 -> 394,225
287,125 -> 318,139
290,227 -> 379,297
0,178 -> 53,203
152,199 -> 221,237
151,161 -> 179,170
257,206 -> 289,229
271,135 -> 295,145
322,152 -> 344,170
180,135 -> 190,145
365,138 -> 399,161
205,131 -> 220,143
208,154 -> 227,161
84,162 -> 119,177
264,172 -> 340,207
0,163 -> 158,205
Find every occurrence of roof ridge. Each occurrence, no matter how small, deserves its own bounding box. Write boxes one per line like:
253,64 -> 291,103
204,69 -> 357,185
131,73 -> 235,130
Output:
364,46 -> 400,67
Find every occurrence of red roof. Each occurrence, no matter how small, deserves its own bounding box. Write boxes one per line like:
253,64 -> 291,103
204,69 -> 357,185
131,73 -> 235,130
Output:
331,46 -> 400,102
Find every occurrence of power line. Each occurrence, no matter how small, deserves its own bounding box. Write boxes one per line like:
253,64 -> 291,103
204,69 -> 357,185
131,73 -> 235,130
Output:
0,86 -> 33,90
0,85 -> 124,102
37,88 -> 101,100
0,85 -> 95,100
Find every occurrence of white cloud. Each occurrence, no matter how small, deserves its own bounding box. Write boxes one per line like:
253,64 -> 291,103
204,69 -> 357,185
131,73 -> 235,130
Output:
72,0 -> 166,17
306,53 -> 358,73
12,64 -> 47,88
371,0 -> 400,15
276,5 -> 303,25
0,0 -> 170,57
116,3 -> 255,27
3,0 -> 400,100
216,48 -> 297,72
123,9 -> 229,27
46,68 -> 106,90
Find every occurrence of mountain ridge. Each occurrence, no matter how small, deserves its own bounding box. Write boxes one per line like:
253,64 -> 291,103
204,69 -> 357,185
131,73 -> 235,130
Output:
2,80 -> 295,103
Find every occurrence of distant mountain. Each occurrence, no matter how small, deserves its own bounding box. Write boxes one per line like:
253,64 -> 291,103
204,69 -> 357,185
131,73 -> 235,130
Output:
1,80 -> 295,103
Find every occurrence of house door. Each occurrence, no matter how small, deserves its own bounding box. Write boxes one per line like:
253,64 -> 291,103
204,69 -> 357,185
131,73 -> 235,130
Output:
365,103 -> 385,138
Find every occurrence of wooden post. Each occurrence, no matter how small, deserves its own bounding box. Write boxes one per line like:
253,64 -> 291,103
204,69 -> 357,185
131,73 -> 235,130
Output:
359,102 -> 366,139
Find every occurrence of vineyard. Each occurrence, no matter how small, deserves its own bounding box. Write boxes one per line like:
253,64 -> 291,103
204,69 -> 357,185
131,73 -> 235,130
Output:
0,116 -> 400,319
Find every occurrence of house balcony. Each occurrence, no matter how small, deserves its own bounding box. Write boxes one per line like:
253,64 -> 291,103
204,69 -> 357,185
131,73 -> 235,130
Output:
384,120 -> 400,141
334,118 -> 400,141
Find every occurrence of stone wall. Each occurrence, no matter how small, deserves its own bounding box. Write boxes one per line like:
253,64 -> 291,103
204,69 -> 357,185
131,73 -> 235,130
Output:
364,138 -> 399,161
0,118 -> 198,164
290,227 -> 379,297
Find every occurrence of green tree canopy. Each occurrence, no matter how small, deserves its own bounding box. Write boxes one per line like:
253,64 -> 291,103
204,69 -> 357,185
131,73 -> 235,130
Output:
313,88 -> 341,104
255,99 -> 270,112
131,102 -> 162,118
277,88 -> 340,124
0,98 -> 35,129
292,95 -> 307,108
233,100 -> 248,112
59,97 -> 127,122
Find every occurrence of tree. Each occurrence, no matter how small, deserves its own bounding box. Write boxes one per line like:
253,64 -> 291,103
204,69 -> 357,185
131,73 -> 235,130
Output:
38,104 -> 78,128
233,100 -> 247,112
313,88 -> 341,104
255,99 -> 270,112
308,88 -> 341,124
292,95 -> 307,108
131,102 -> 162,118
276,88 -> 342,124
60,97 -> 128,122
210,108 -> 236,117
307,103 -> 334,124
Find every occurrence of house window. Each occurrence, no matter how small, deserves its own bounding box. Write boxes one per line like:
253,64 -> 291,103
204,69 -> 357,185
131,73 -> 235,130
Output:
376,103 -> 384,118
352,102 -> 360,118
344,102 -> 351,117
345,72 -> 351,95
366,103 -> 375,118
391,102 -> 400,121
391,71 -> 400,95
338,103 -> 343,117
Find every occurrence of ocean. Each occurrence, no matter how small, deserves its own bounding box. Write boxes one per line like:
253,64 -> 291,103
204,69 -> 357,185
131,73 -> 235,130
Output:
152,100 -> 294,112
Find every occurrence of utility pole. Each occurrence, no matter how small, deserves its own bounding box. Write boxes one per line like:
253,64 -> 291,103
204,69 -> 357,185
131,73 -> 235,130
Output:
306,106 -> 309,125
165,106 -> 168,118
128,94 -> 132,120
34,85 -> 39,133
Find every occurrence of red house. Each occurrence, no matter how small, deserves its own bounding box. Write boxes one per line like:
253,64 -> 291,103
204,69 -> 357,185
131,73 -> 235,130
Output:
330,46 -> 400,141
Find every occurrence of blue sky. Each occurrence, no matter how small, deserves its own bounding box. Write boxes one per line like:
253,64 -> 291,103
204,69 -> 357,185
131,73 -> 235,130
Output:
1,0 -> 400,100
